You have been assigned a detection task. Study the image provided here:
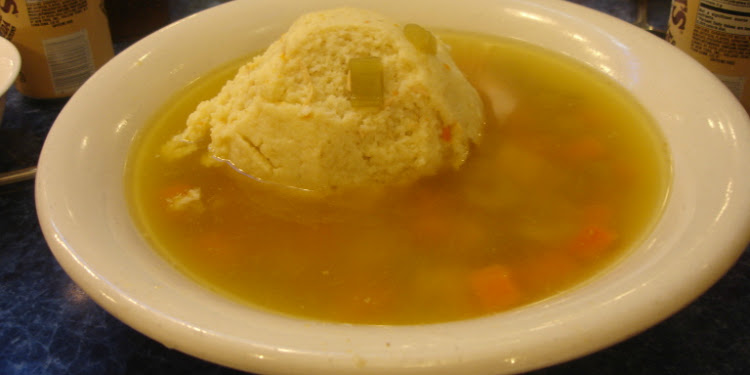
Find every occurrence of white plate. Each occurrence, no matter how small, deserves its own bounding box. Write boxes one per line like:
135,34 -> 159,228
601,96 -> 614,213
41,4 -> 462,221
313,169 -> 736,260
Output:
0,36 -> 20,122
36,1 -> 750,374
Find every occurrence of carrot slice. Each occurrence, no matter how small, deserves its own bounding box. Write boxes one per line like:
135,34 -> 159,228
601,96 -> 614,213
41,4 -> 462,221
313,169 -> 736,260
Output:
440,126 -> 452,141
563,135 -> 606,161
568,224 -> 618,260
469,264 -> 521,310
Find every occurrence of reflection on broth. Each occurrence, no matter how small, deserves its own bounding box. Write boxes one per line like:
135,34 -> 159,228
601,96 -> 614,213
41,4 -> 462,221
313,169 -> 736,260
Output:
126,31 -> 670,325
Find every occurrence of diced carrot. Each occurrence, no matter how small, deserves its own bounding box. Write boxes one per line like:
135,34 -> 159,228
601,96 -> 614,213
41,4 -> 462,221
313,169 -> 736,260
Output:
567,224 -> 618,260
469,264 -> 521,310
563,135 -> 606,161
441,126 -> 452,141
613,159 -> 637,182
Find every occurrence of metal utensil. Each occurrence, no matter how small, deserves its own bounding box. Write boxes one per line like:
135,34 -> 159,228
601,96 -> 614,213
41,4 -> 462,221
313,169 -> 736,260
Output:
0,166 -> 36,186
635,0 -> 667,38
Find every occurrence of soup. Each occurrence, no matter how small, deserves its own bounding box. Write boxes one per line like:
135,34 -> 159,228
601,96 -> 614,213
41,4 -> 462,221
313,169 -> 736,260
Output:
126,31 -> 670,325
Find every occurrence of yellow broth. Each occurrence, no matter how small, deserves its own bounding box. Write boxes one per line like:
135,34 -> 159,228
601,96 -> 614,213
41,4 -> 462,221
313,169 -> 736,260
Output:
126,31 -> 670,325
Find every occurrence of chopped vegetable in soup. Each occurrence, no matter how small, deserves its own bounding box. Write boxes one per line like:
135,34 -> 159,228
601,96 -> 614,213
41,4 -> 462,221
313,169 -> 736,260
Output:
126,31 -> 670,325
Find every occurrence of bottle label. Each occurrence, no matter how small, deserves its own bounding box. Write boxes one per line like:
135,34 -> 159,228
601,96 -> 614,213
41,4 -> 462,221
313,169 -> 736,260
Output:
26,0 -> 89,27
668,0 -> 750,113
0,0 -> 113,99
42,29 -> 97,95
715,73 -> 748,97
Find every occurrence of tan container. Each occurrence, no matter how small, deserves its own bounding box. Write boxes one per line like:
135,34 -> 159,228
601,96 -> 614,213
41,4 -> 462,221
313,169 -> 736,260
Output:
667,0 -> 750,113
0,0 -> 114,99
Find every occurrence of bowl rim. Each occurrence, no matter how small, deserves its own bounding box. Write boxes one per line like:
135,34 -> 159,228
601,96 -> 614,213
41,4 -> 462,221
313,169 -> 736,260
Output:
35,0 -> 750,374
0,36 -> 20,96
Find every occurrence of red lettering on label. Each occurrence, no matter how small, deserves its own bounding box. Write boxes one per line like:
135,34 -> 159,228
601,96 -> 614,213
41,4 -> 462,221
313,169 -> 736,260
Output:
0,0 -> 18,15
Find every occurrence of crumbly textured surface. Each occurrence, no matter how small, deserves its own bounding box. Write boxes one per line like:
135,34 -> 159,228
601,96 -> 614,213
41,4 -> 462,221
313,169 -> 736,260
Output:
163,7 -> 484,192
166,188 -> 204,213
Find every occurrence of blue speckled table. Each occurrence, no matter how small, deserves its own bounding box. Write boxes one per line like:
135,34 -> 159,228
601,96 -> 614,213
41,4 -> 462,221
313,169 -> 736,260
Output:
1,1 -> 747,374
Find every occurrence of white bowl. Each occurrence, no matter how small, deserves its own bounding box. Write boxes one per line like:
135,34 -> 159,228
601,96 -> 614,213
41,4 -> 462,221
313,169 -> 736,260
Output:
0,36 -> 20,123
35,0 -> 750,374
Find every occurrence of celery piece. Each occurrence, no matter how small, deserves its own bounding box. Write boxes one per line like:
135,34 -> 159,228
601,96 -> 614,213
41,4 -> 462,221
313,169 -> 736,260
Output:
403,23 -> 437,55
349,56 -> 384,107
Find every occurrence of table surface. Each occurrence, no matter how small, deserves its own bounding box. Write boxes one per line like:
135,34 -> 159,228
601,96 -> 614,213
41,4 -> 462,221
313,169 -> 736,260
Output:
1,1 -> 748,374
